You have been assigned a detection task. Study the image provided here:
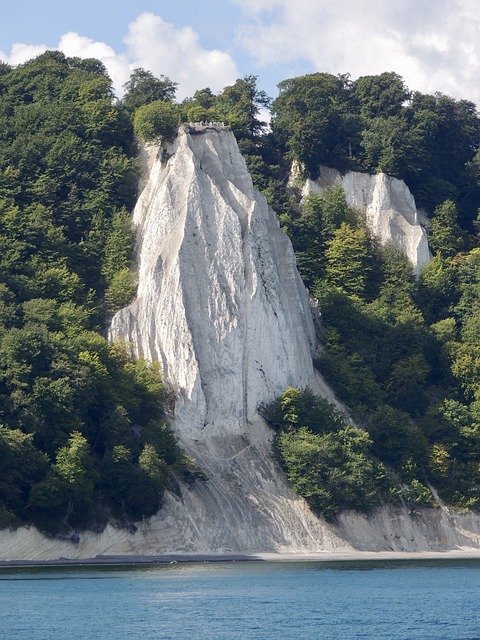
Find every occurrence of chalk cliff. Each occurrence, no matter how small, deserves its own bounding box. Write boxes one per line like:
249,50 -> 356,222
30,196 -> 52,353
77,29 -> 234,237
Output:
108,125 -> 346,552
111,126 -> 320,438
2,127 -> 480,562
302,166 -> 431,273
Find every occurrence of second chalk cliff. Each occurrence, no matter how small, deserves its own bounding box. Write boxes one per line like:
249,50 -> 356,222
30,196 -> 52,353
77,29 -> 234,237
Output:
302,166 -> 431,273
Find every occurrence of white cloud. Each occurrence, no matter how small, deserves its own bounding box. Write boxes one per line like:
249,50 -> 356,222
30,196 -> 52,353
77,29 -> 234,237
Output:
0,43 -> 48,66
0,13 -> 240,100
234,0 -> 480,106
124,13 -> 239,99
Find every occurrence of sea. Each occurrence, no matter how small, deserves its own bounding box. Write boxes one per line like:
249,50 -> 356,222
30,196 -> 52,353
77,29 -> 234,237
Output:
1,559 -> 480,639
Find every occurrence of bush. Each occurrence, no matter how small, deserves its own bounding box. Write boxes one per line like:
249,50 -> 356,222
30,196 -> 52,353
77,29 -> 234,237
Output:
264,388 -> 392,519
133,100 -> 179,143
104,268 -> 137,316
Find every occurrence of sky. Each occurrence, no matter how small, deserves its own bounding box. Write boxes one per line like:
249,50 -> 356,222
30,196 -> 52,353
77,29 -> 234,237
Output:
1,0 -> 480,106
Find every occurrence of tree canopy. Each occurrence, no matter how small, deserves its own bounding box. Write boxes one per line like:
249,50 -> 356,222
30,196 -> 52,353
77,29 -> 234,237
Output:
270,71 -> 480,227
122,68 -> 177,111
0,52 -> 190,534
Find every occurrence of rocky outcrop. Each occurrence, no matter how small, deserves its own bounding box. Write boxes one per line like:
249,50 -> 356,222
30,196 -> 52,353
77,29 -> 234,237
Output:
111,127 -> 321,438
302,166 -> 431,273
107,125 -> 348,553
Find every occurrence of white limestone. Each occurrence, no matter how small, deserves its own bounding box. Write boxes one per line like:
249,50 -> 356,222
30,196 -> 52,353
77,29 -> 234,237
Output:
303,166 -> 431,273
111,128 -> 321,437
3,502 -> 480,561
107,126 -> 349,553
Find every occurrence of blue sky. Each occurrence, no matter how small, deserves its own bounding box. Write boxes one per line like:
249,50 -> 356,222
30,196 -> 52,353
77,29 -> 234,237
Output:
2,0 -> 480,106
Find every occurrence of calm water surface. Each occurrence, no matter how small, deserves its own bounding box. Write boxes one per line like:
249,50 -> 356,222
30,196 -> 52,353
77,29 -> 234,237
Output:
1,559 -> 480,639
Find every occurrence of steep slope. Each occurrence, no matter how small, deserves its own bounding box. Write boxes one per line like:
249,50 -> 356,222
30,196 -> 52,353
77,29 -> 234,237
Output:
109,125 -> 348,552
111,126 -> 319,437
302,166 -> 431,273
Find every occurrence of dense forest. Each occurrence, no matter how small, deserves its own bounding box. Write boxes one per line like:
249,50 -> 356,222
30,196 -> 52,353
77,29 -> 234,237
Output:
1,52 -> 480,532
0,52 -> 192,534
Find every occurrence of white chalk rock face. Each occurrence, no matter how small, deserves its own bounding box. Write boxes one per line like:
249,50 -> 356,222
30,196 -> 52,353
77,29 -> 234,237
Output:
109,127 -> 346,552
303,166 -> 431,273
112,128 -> 318,437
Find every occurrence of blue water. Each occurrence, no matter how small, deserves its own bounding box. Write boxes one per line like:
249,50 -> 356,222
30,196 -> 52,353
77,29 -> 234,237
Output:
1,560 -> 480,639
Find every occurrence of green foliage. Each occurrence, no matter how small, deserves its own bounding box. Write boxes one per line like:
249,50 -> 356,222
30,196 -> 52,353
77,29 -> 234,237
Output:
325,222 -> 375,298
359,115 -> 414,176
279,186 -> 357,288
288,177 -> 480,513
429,200 -> 464,258
216,75 -> 271,140
0,426 -> 48,517
367,405 -> 428,470
265,388 -> 393,519
277,426 -> 387,520
353,72 -> 411,120
272,72 -> 356,176
270,71 -> 480,227
0,52 -> 189,534
122,68 -> 177,111
262,387 -> 346,434
133,100 -> 179,143
102,208 -> 135,280
278,171 -> 480,511
104,268 -> 137,316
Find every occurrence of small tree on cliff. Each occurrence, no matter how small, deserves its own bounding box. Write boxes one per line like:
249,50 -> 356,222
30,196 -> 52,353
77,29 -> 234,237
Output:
133,100 -> 179,143
122,68 -> 177,111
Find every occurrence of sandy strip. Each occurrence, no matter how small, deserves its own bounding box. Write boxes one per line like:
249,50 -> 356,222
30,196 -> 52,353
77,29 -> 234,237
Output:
2,549 -> 480,568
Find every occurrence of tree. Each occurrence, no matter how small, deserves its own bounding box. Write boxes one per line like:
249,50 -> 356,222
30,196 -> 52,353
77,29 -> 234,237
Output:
360,115 -> 415,176
367,405 -> 428,471
276,425 -> 387,519
407,92 -> 480,218
272,72 -> 358,175
181,87 -> 219,123
133,100 -> 179,143
192,87 -> 215,109
51,431 -> 98,526
353,72 -> 410,120
104,268 -> 137,316
0,426 -> 47,518
262,386 -> 346,434
102,208 -> 135,281
419,255 -> 459,322
216,75 -> 271,140
325,222 -> 374,298
386,353 -> 430,415
122,68 -> 177,111
429,199 -> 463,258
280,187 -> 356,288
139,443 -> 168,488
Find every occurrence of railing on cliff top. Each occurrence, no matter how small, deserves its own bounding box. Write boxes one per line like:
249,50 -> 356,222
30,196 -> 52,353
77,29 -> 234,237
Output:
183,121 -> 229,134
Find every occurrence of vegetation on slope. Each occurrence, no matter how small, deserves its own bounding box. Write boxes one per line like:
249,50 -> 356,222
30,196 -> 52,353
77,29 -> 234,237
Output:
0,52 -> 190,534
264,184 -> 480,517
